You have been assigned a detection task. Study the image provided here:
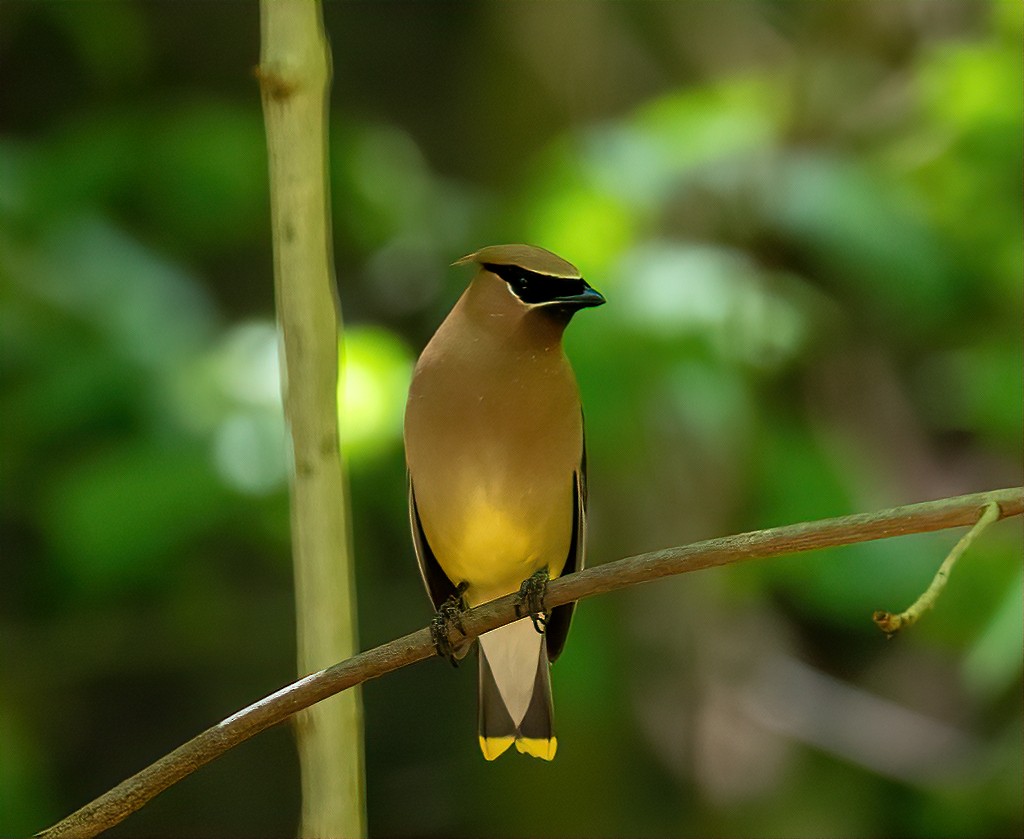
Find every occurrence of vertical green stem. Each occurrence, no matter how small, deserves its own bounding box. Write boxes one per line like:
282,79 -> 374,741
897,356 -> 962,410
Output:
258,2 -> 366,836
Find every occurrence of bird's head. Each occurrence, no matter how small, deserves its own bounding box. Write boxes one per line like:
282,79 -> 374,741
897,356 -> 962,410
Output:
454,244 -> 605,324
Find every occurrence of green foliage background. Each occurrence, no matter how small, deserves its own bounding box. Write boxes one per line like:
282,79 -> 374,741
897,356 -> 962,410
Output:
1,2 -> 1021,837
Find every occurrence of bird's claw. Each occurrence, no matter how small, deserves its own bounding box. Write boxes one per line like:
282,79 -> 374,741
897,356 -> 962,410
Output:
515,569 -> 550,634
431,582 -> 469,667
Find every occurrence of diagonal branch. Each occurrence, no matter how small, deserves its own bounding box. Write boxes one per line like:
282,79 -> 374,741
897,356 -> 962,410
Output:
36,487 -> 1023,839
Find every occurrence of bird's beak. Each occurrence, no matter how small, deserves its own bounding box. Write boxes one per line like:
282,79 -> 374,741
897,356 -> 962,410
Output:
555,284 -> 606,309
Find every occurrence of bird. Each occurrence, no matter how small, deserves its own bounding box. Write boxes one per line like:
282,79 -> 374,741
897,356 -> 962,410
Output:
404,244 -> 604,760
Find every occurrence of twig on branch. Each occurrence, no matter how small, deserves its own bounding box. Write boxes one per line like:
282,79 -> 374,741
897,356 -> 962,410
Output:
874,501 -> 1001,637
36,487 -> 1023,839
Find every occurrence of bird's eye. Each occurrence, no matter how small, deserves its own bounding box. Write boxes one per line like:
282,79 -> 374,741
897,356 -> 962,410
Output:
510,273 -> 530,295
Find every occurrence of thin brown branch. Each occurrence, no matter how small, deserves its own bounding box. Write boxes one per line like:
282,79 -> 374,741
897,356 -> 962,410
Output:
37,487 -> 1023,839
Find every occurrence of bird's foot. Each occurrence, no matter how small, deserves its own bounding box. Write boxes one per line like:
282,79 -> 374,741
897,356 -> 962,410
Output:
515,568 -> 550,634
431,582 -> 469,667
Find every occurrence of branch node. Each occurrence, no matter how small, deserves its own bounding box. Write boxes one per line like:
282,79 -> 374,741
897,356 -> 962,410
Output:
872,610 -> 902,638
254,64 -> 299,100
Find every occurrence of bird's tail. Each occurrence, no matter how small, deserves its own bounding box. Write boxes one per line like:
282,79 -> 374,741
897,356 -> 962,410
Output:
477,617 -> 556,760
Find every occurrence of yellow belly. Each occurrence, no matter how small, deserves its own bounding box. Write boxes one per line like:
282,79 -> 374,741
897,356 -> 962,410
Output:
420,487 -> 571,607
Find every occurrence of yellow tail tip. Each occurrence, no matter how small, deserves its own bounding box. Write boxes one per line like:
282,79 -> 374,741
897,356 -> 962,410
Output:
479,736 -> 557,760
515,736 -> 557,761
479,736 -> 515,760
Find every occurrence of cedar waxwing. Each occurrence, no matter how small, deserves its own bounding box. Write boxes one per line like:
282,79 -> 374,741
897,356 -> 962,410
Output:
404,244 -> 604,760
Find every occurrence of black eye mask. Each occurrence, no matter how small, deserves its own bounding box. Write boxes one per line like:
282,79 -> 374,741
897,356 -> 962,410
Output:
484,263 -> 588,305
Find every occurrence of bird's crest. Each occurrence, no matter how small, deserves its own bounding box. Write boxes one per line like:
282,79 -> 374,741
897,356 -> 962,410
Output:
453,244 -> 581,280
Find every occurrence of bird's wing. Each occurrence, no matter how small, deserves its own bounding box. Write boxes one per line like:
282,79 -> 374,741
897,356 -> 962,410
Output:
408,474 -> 459,610
544,417 -> 587,663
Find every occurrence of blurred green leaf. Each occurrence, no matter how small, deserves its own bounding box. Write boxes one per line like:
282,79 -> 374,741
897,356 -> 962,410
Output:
339,325 -> 413,463
41,441 -> 231,596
